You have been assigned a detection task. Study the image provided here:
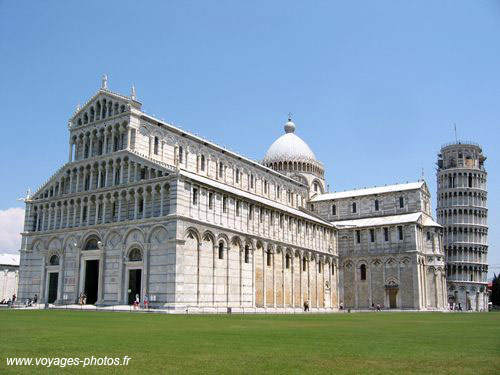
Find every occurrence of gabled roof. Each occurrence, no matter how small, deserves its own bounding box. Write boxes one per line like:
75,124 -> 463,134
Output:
332,212 -> 441,229
311,181 -> 427,202
0,253 -> 20,266
69,88 -> 141,122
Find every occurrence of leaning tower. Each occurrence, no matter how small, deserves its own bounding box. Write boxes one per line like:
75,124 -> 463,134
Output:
436,141 -> 488,311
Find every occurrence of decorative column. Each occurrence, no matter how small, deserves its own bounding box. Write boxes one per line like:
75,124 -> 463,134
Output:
133,192 -> 138,220
142,191 -> 146,219
97,165 -> 102,189
118,196 -> 122,222
68,141 -> 73,162
159,186 -> 164,216
102,197 -> 107,224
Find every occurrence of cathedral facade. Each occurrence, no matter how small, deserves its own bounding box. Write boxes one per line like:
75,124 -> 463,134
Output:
17,78 -> 446,311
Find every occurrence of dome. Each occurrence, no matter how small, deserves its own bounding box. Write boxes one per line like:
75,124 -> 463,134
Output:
263,119 -> 317,164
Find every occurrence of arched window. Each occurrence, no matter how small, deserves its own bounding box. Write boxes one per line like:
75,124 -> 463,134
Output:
399,196 -> 404,208
154,136 -> 159,155
49,255 -> 59,266
128,248 -> 142,261
267,251 -> 272,267
244,245 -> 250,263
218,242 -> 224,260
360,264 -> 367,280
178,146 -> 183,164
302,257 -> 307,271
374,199 -> 379,211
331,204 -> 336,216
83,237 -> 100,250
332,264 -> 335,275
352,202 -> 357,213
200,155 -> 205,171
314,183 -> 318,192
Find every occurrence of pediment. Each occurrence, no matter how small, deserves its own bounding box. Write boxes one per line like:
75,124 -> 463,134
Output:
69,89 -> 141,128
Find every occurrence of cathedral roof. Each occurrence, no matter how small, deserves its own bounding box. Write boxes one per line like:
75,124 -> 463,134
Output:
311,181 -> 427,202
262,119 -> 318,164
331,212 -> 441,228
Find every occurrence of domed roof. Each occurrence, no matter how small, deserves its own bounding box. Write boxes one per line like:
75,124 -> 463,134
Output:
263,119 -> 317,164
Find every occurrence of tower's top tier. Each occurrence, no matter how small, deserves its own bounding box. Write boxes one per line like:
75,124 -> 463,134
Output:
437,141 -> 486,172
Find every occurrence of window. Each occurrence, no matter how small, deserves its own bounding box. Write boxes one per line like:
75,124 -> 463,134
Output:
374,199 -> 379,211
178,146 -> 183,164
154,136 -> 159,155
399,196 -> 404,208
319,262 -> 322,273
236,201 -> 240,216
129,248 -> 142,261
250,174 -> 254,189
218,162 -> 224,179
249,204 -> 253,220
193,188 -> 198,205
112,202 -> 116,219
140,168 -> 146,180
200,155 -> 205,171
49,255 -> 59,266
360,264 -> 367,280
138,198 -> 144,213
209,192 -> 214,210
352,202 -> 357,213
264,180 -> 268,194
398,226 -> 403,241
427,231 -> 431,241
82,206 -> 87,222
468,175 -> 473,188
302,257 -> 307,271
218,242 -> 224,259
84,237 -> 100,250
114,168 -> 120,185
276,186 -> 281,199
384,227 -> 389,242
286,255 -> 290,269
259,208 -> 264,223
223,196 -> 227,213
370,229 -> 375,242
356,230 -> 361,244
244,245 -> 250,263
279,214 -> 284,228
235,169 -> 239,183
332,264 -> 335,275
332,204 -> 336,216
314,183 -> 318,192
311,204 -> 314,212
267,251 -> 272,267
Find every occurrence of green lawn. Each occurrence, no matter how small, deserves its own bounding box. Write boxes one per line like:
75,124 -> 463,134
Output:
0,310 -> 499,374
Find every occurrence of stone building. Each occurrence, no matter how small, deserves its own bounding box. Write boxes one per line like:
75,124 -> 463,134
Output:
0,253 -> 19,302
436,141 -> 489,311
17,77 -> 446,311
310,182 -> 447,310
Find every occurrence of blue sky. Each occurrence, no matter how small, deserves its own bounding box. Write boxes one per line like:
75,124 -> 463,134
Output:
0,1 -> 498,276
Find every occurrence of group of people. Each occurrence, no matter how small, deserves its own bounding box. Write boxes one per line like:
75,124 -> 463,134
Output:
25,294 -> 38,307
0,294 -> 17,307
449,303 -> 463,311
132,294 -> 149,309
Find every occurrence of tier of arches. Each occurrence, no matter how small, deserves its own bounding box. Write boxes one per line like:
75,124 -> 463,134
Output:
75,98 -> 126,127
30,182 -> 170,232
69,121 -> 130,162
265,160 -> 324,179
444,245 -> 488,265
446,264 -> 488,283
437,171 -> 486,190
32,155 -> 168,201
437,190 -> 487,209
443,226 -> 488,245
437,208 -> 488,226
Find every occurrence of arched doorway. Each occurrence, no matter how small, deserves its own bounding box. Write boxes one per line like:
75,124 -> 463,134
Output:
81,237 -> 101,305
125,248 -> 143,305
47,255 -> 60,304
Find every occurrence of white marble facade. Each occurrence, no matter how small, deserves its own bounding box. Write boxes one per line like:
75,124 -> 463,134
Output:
17,78 -> 446,311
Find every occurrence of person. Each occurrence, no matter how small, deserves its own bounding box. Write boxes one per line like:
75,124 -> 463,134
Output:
143,294 -> 149,309
339,302 -> 344,311
303,300 -> 307,312
376,303 -> 381,311
371,302 -> 375,310
33,294 -> 38,305
12,293 -> 16,305
134,294 -> 140,309
82,292 -> 87,305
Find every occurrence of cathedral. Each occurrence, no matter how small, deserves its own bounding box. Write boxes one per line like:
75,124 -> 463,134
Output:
17,78 -> 447,311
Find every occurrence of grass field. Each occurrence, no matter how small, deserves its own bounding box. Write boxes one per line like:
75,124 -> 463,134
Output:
0,310 -> 499,374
